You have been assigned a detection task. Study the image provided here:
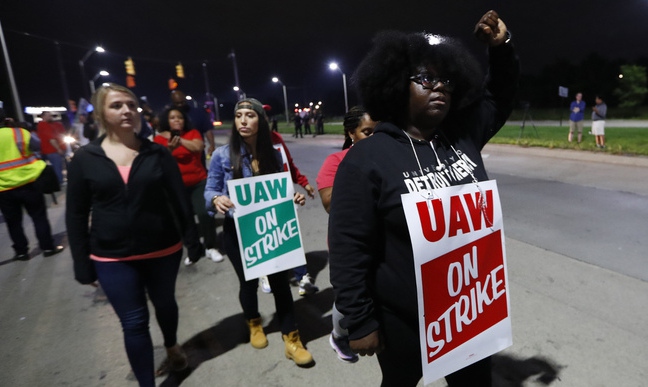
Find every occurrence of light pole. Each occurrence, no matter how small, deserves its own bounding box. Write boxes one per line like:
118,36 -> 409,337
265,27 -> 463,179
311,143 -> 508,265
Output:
0,18 -> 24,121
233,86 -> 246,99
328,62 -> 348,113
89,70 -> 109,95
228,50 -> 242,100
272,77 -> 290,123
79,46 -> 105,99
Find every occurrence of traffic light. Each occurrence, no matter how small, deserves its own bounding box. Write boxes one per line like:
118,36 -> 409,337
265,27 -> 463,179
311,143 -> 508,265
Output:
168,78 -> 178,90
126,75 -> 136,88
175,63 -> 185,78
125,57 -> 136,76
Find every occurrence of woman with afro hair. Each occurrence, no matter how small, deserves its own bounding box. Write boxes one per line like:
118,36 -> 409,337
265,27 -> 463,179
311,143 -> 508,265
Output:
328,10 -> 519,387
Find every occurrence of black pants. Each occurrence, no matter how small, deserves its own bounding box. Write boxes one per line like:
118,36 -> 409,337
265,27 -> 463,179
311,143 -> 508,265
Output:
186,180 -> 217,250
294,124 -> 303,138
0,183 -> 55,255
223,217 -> 296,334
377,307 -> 492,387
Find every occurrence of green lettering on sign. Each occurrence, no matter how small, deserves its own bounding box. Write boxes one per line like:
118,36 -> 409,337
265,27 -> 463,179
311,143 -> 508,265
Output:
234,177 -> 288,206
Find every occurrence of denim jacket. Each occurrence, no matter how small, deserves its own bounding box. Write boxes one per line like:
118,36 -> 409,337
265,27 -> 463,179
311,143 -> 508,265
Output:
204,144 -> 281,217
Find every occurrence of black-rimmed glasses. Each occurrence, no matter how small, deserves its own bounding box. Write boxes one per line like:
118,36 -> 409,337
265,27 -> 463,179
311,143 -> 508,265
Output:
409,74 -> 455,92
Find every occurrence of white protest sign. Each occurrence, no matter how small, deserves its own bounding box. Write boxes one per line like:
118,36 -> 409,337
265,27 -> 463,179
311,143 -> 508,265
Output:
227,171 -> 306,280
401,180 -> 512,385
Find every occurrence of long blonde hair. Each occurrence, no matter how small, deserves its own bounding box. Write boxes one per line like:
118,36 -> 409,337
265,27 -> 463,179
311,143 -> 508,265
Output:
91,83 -> 140,135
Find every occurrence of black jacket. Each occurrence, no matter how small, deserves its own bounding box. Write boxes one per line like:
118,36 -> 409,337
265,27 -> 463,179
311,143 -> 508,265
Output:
328,43 -> 519,341
66,136 -> 195,284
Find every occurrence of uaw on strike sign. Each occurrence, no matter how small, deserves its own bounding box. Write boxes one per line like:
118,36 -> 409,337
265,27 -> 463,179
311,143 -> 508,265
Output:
227,172 -> 306,281
402,180 -> 512,385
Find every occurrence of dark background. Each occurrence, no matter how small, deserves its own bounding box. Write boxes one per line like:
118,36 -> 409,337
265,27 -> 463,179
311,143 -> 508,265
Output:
2,0 -> 647,121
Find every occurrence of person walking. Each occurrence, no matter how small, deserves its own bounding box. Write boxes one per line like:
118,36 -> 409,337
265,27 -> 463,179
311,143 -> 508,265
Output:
293,112 -> 303,138
303,111 -> 312,135
314,110 -> 324,136
0,110 -> 64,261
261,105 -> 318,296
568,92 -> 585,143
316,106 -> 377,363
591,95 -> 607,149
204,98 -> 314,366
66,84 -> 194,386
170,90 -> 216,159
328,10 -> 519,387
36,111 -> 66,184
154,107 -> 223,265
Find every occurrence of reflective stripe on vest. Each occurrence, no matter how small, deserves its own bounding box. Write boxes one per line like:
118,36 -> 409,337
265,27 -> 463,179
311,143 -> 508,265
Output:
0,128 -> 38,171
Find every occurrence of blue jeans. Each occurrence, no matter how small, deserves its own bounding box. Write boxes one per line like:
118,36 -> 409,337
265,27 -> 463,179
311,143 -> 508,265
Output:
94,251 -> 182,387
43,152 -> 64,184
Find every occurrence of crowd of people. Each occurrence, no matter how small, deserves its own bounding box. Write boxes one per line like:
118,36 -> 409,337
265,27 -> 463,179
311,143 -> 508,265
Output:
7,9 -> 614,386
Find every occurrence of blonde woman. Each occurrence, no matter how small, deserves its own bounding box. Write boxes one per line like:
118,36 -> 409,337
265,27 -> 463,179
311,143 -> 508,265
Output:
66,84 -> 195,386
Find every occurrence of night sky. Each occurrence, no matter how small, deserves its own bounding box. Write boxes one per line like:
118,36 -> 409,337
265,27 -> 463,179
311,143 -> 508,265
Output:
2,0 -> 647,120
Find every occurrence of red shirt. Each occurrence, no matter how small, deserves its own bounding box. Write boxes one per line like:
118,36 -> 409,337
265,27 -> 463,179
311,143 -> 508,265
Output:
37,120 -> 66,154
316,148 -> 349,190
154,129 -> 207,187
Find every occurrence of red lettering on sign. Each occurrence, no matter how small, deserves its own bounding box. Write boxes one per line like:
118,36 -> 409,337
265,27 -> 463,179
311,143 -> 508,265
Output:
448,195 -> 471,237
463,190 -> 494,229
417,199 -> 445,242
417,190 -> 494,242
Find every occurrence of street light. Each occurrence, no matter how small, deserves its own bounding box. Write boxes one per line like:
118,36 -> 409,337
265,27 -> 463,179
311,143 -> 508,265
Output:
233,86 -> 246,99
272,77 -> 290,123
79,45 -> 105,99
328,62 -> 348,113
89,70 -> 109,95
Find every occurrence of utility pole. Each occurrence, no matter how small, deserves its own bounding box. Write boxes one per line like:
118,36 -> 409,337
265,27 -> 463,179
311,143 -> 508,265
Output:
228,50 -> 242,100
0,19 -> 24,121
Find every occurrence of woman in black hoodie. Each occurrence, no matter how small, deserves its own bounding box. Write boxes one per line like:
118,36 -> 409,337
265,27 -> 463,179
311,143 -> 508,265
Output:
66,84 -> 196,385
328,10 -> 519,387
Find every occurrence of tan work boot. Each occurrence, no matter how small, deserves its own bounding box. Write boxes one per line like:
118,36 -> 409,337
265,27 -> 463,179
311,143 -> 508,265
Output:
283,330 -> 313,365
247,317 -> 268,349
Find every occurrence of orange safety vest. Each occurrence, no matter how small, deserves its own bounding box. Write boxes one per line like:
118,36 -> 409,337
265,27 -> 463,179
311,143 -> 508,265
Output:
0,127 -> 46,192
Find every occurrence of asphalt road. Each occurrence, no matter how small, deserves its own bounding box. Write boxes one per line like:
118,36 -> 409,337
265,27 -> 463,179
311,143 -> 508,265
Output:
1,134 -> 647,386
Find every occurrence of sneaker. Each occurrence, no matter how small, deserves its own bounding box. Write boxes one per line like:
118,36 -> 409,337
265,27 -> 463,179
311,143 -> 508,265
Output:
329,332 -> 358,363
206,248 -> 224,262
298,274 -> 319,296
13,253 -> 30,261
43,246 -> 64,257
260,276 -> 272,293
184,257 -> 196,266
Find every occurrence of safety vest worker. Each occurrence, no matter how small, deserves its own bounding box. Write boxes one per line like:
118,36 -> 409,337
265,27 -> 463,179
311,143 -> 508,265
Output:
0,126 -> 46,192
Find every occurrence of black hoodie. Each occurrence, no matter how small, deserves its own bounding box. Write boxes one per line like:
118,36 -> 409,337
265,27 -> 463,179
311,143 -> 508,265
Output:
328,43 -> 519,341
66,136 -> 195,284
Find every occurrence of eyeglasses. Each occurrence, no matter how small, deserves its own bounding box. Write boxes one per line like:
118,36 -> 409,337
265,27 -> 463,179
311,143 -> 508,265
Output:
409,74 -> 455,92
